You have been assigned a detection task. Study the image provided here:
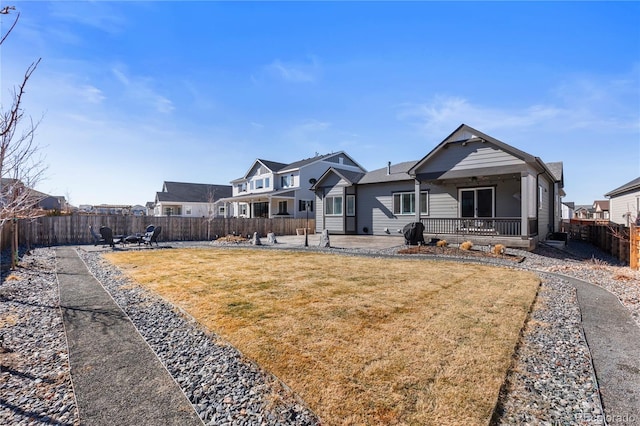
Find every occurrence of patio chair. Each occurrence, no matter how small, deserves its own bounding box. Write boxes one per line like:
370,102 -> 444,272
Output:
142,226 -> 162,246
99,226 -> 122,248
90,225 -> 105,246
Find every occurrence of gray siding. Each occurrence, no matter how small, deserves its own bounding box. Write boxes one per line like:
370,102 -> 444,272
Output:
357,181 -> 417,235
417,141 -> 524,174
537,176 -> 551,236
315,181 -> 349,234
610,191 -> 640,225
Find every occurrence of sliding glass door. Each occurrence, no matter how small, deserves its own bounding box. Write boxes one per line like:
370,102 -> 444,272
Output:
459,187 -> 494,218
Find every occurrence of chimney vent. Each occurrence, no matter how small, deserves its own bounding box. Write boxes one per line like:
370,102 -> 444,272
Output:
387,161 -> 391,175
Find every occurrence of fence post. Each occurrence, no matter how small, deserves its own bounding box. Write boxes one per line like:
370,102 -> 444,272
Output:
631,225 -> 639,270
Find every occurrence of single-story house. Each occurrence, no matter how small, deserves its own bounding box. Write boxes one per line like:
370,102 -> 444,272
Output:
221,152 -> 366,219
153,181 -> 233,217
312,124 -> 564,250
605,177 -> 640,226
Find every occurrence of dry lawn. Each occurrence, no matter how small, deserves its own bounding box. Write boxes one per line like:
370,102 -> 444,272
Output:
104,248 -> 540,425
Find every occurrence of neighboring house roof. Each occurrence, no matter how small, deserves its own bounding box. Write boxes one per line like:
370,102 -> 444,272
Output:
408,124 -> 561,184
605,177 -> 640,198
563,201 -> 575,209
231,159 -> 288,182
279,153 -> 337,173
231,152 -> 366,183
593,200 -> 610,211
156,181 -> 232,203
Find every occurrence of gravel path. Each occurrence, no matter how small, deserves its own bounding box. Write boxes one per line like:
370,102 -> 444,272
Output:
1,240 -> 638,425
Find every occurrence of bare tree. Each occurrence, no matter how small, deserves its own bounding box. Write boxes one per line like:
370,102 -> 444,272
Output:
0,8 -> 46,269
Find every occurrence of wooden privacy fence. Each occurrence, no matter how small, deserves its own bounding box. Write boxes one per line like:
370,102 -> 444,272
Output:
631,225 -> 640,270
0,215 -> 316,249
565,219 -> 634,268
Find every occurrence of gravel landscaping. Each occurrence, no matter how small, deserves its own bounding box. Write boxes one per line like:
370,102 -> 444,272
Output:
1,239 -> 638,425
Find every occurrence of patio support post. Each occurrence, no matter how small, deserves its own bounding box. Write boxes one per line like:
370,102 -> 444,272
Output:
414,179 -> 421,222
520,171 -> 529,237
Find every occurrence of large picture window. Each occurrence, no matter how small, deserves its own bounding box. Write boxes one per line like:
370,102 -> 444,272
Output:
459,187 -> 494,218
325,196 -> 343,216
393,191 -> 428,215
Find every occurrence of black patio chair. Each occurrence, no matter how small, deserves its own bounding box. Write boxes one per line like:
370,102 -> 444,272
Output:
99,226 -> 123,248
142,226 -> 161,246
90,225 -> 105,246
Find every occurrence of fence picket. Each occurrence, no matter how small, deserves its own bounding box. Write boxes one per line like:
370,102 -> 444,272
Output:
1,215 -> 315,250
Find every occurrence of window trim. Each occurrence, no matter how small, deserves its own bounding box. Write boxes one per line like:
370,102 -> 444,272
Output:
278,200 -> 288,215
346,195 -> 356,216
392,191 -> 429,216
325,196 -> 343,216
458,187 -> 495,218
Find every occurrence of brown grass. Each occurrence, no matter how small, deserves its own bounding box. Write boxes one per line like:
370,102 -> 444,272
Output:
105,248 -> 539,425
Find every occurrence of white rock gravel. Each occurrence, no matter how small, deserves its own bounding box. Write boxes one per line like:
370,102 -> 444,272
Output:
0,239 -> 638,425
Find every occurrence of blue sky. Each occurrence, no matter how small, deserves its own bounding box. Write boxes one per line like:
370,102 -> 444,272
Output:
2,1 -> 639,206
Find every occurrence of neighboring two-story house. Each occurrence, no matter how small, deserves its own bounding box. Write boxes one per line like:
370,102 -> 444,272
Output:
153,181 -> 233,217
222,152 -> 366,219
592,200 -> 610,221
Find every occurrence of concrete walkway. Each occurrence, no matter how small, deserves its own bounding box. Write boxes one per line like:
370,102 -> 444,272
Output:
56,246 -> 203,425
558,274 -> 640,425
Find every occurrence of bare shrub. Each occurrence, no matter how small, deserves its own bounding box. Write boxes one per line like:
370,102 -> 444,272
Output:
460,241 -> 473,251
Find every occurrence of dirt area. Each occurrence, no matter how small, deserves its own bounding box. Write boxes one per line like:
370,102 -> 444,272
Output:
398,245 -> 526,262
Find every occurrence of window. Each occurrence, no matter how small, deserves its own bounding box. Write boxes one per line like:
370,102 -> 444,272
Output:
250,181 -> 254,190
255,179 -> 264,189
346,195 -> 355,216
278,201 -> 288,214
459,187 -> 494,218
538,185 -> 544,210
238,183 -> 247,193
265,177 -> 270,188
325,196 -> 343,215
299,200 -> 314,211
253,202 -> 269,218
393,192 -> 428,215
185,206 -> 192,215
239,203 -> 248,216
281,175 -> 293,188
218,206 -> 225,216
164,206 -> 182,216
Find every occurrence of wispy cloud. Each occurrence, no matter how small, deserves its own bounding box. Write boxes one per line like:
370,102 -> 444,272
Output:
397,70 -> 640,142
48,2 -> 128,36
266,56 -> 321,83
111,66 -> 175,114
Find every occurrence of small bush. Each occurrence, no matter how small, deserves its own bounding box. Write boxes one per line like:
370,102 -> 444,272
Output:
436,240 -> 448,247
493,244 -> 506,255
460,241 -> 473,251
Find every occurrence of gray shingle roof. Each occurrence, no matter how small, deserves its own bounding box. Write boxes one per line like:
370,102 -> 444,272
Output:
545,162 -> 563,182
358,161 -> 417,184
156,181 -> 232,203
280,153 -> 335,171
257,159 -> 288,172
604,177 -> 640,198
